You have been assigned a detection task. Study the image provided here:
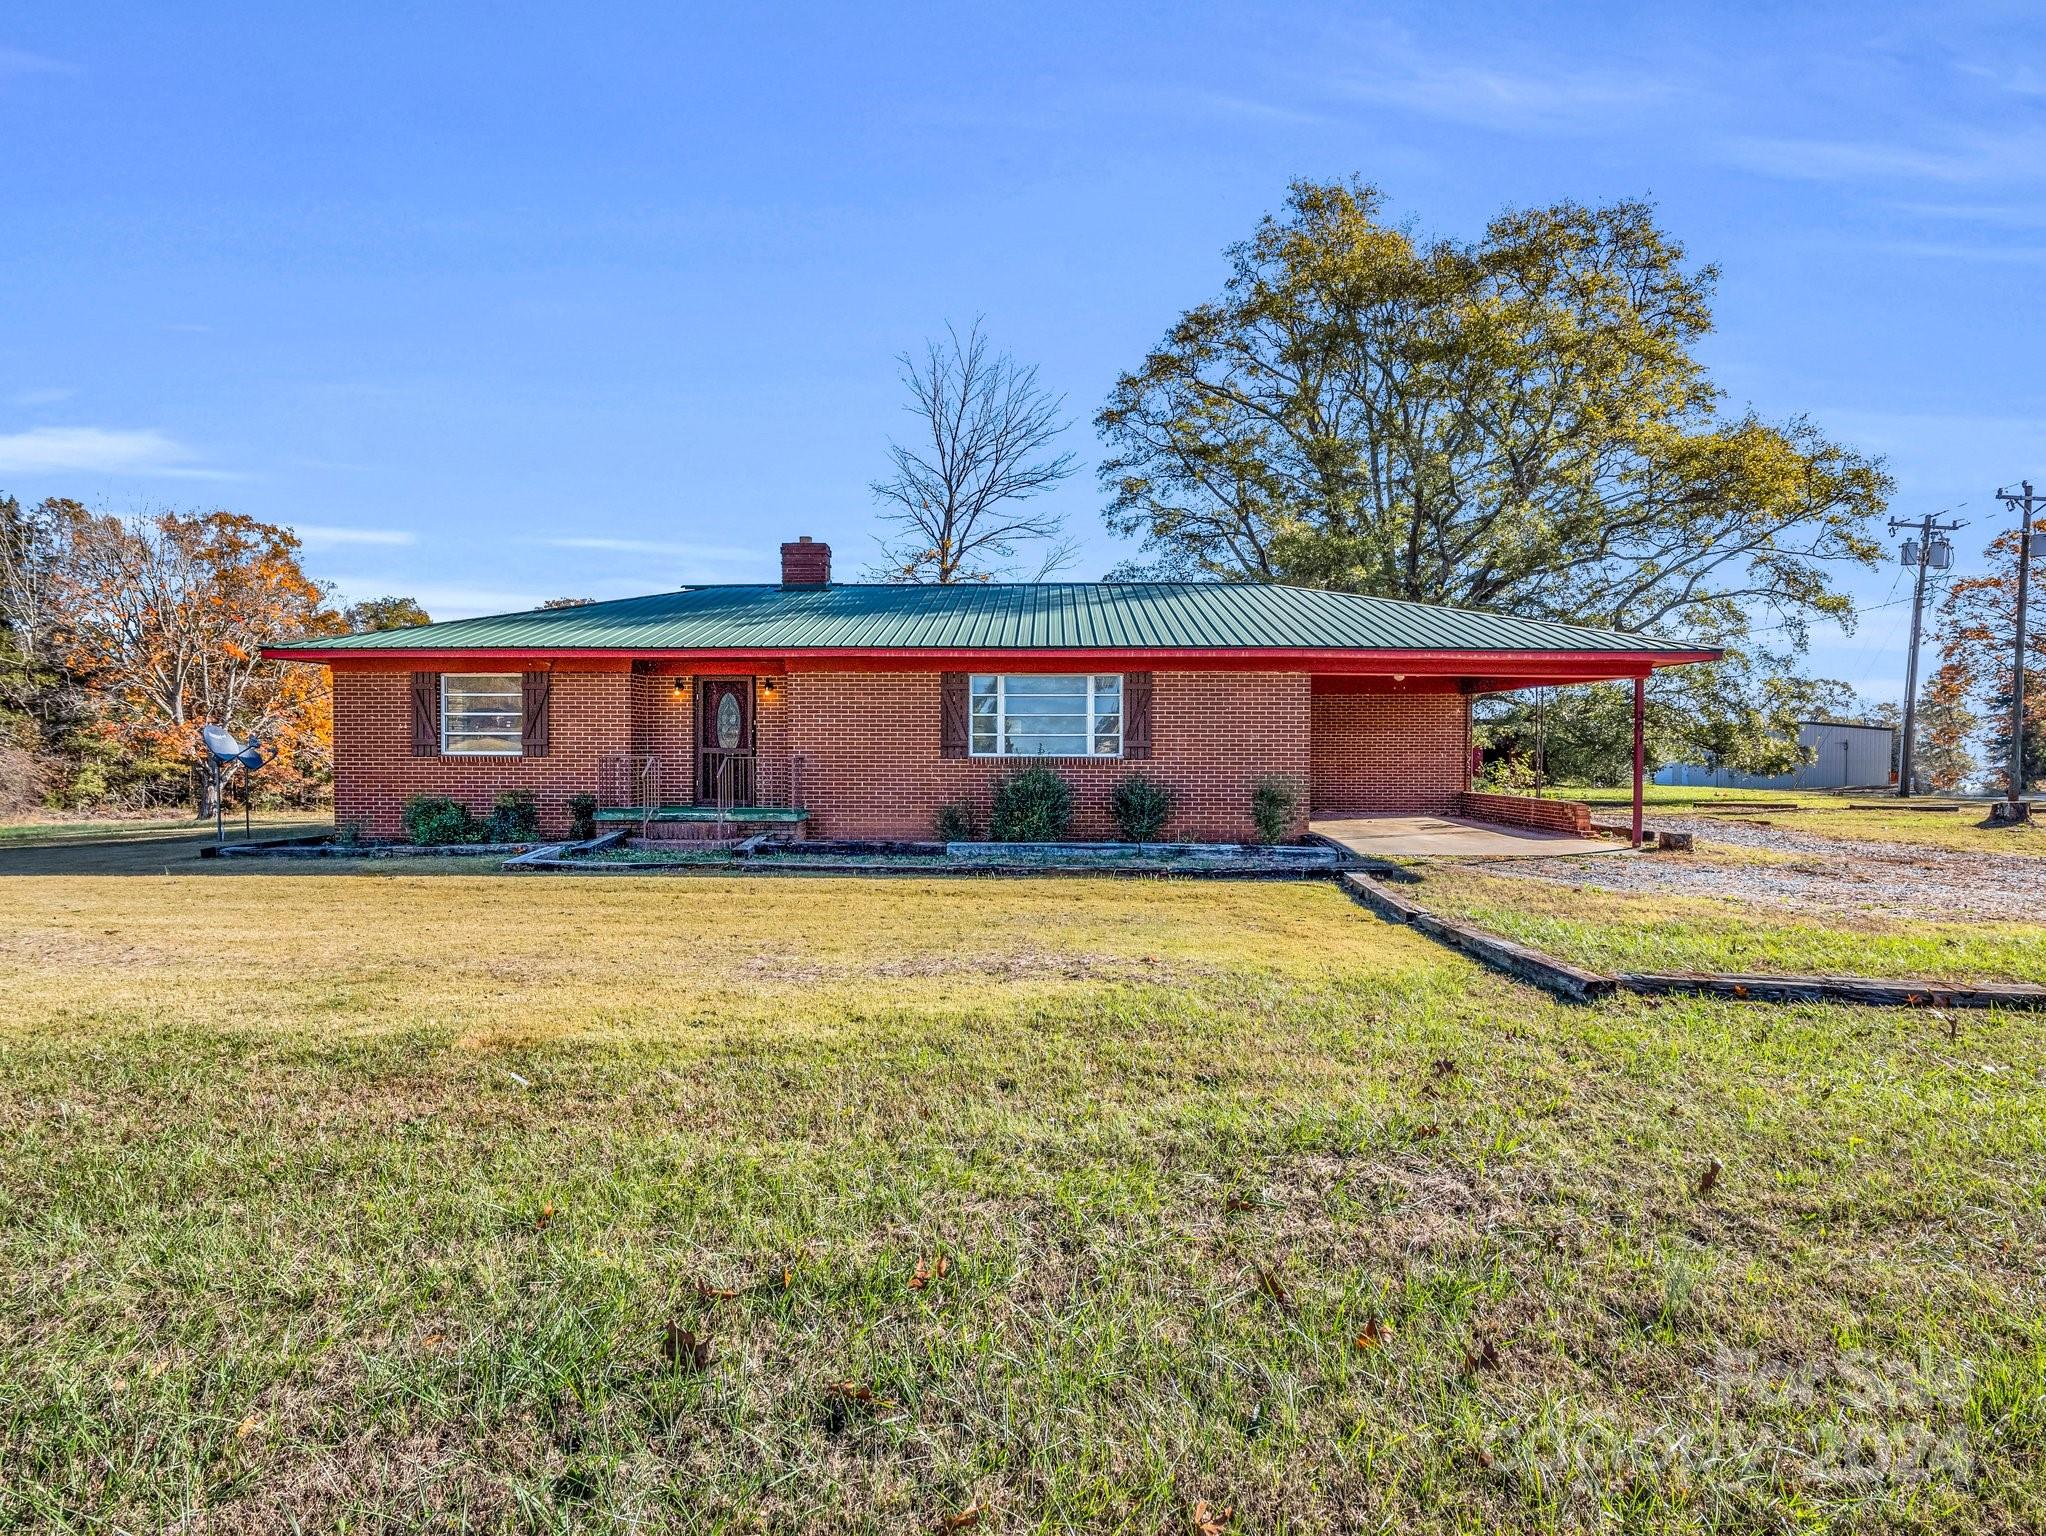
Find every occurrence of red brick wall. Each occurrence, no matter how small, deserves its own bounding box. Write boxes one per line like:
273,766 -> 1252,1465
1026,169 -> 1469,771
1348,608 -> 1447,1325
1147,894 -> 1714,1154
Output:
1309,689 -> 1469,815
784,669 -> 1312,842
332,665 -> 1478,843
332,669 -> 631,839
1458,791 -> 1593,835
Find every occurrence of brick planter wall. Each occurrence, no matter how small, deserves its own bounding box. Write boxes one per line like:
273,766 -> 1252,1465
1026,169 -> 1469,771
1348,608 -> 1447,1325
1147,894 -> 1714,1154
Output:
1457,791 -> 1593,835
1309,690 -> 1468,815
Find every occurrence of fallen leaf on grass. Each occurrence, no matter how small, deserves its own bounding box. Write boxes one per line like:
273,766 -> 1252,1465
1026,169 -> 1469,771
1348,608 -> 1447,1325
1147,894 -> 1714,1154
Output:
1695,1158 -> 1723,1197
826,1379 -> 903,1420
1463,1337 -> 1501,1374
662,1323 -> 715,1372
1252,1263 -> 1293,1312
1411,1123 -> 1442,1142
1431,1057 -> 1459,1079
1224,1195 -> 1256,1213
696,1280 -> 739,1301
781,1265 -> 795,1290
234,1413 -> 262,1440
940,1503 -> 982,1530
535,1203 -> 556,1231
1354,1315 -> 1390,1350
908,1255 -> 951,1290
1192,1498 -> 1234,1535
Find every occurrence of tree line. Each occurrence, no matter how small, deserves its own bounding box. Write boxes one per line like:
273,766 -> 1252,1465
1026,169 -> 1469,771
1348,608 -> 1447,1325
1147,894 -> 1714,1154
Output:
4,178 -> 2035,816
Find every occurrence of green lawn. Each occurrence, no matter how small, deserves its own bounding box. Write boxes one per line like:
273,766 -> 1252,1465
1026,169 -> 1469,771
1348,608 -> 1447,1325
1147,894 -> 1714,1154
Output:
0,809 -> 330,847
2,872 -> 2043,1532
1400,863 -> 2046,984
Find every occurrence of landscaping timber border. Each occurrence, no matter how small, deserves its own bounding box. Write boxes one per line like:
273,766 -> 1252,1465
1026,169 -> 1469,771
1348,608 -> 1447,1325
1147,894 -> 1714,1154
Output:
1338,870 -> 2046,1010
1338,872 -> 1614,1001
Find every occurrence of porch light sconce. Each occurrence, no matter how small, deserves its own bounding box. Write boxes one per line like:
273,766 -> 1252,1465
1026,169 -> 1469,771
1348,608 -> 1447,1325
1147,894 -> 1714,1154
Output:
759,677 -> 776,697
672,678 -> 686,696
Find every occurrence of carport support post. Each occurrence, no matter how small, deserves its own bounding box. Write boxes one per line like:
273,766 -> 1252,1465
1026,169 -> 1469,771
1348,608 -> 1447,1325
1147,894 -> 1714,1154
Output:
1631,675 -> 1646,848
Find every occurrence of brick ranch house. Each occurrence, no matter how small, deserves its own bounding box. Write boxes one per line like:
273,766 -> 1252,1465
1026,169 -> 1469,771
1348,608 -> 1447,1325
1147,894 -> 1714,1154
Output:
264,538 -> 1718,845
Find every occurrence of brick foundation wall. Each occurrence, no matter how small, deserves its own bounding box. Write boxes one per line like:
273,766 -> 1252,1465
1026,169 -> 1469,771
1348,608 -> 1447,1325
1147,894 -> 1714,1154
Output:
1457,791 -> 1593,835
1309,689 -> 1469,814
332,669 -> 631,839
784,669 -> 1312,842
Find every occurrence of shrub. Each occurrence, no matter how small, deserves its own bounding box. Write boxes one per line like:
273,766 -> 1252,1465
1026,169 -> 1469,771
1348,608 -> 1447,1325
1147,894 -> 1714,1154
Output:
1250,774 -> 1302,844
402,794 -> 479,846
487,790 -> 539,842
568,793 -> 598,842
1111,773 -> 1174,844
933,800 -> 980,842
988,764 -> 1073,842
334,819 -> 365,849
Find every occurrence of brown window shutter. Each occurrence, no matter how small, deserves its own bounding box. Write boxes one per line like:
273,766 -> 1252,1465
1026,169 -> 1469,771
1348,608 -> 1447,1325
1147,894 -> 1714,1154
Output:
939,672 -> 969,758
521,671 -> 552,757
411,672 -> 439,756
1123,672 -> 1153,759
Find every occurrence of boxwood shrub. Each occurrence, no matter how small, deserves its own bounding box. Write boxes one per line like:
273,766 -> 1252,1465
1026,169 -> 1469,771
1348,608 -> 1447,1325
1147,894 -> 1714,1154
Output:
989,764 -> 1073,842
1111,773 -> 1174,843
402,794 -> 479,846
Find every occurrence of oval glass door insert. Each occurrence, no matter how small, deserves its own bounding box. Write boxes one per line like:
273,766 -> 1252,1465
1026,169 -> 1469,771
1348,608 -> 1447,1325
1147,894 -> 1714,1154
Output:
716,691 -> 742,749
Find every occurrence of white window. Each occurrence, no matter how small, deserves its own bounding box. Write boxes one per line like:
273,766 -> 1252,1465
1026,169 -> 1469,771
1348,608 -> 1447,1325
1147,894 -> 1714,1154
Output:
970,674 -> 1122,758
441,673 -> 523,755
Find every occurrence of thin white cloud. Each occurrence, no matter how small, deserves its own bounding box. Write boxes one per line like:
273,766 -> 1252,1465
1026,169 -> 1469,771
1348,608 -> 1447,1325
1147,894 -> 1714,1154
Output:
1889,199 -> 2046,228
293,524 -> 417,548
0,425 -> 238,480
0,46 -> 72,76
1328,47 -> 1677,134
1721,131 -> 2046,185
538,535 -> 759,561
1882,240 -> 2046,264
8,386 -> 75,408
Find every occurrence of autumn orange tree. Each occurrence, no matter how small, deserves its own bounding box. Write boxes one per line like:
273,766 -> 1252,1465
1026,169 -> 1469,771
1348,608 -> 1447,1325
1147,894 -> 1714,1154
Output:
55,508 -> 344,812
1913,659 -> 1980,791
1932,528 -> 2046,795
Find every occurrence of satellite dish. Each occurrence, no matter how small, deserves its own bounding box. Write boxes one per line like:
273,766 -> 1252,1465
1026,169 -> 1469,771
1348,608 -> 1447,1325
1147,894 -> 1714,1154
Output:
201,724 -> 245,761
200,724 -> 272,842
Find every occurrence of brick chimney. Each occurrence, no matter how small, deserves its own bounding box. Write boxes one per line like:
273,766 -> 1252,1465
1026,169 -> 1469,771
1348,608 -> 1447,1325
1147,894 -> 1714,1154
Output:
780,535 -> 831,587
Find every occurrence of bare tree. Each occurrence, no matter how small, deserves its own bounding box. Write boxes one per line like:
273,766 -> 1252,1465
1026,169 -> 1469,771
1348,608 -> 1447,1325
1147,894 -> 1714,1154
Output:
869,321 -> 1079,582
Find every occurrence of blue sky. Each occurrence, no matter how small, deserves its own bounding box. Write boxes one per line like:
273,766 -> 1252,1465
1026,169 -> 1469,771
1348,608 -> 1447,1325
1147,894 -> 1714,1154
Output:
2,2 -> 2042,701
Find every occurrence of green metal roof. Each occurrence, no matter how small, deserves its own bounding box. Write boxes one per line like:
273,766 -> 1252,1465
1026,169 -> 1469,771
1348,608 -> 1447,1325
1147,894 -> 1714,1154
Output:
277,583 -> 1708,656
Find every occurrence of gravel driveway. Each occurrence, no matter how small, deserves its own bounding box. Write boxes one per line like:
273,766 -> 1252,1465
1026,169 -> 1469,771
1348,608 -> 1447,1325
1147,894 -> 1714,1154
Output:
1472,815 -> 2046,924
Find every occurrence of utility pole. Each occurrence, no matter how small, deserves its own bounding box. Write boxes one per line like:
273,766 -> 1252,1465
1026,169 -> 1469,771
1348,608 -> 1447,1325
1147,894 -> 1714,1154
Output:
1886,512 -> 1962,797
1992,481 -> 2043,822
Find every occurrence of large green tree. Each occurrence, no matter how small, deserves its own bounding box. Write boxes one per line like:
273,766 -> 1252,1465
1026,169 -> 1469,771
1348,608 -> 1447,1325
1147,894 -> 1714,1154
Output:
1098,182 -> 1891,772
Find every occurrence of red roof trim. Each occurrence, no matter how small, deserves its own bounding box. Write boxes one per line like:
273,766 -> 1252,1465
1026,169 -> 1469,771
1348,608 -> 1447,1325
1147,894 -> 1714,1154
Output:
265,643 -> 1720,678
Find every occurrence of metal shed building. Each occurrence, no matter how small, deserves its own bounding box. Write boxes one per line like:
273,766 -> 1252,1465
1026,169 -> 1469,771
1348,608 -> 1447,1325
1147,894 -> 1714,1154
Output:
1655,719 -> 1897,791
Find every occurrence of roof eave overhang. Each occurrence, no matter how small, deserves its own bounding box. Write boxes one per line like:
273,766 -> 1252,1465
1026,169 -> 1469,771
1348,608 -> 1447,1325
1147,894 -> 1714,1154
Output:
263,644 -> 1723,680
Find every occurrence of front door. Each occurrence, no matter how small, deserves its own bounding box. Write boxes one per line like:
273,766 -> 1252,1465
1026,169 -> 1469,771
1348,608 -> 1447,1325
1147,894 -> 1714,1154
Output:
696,677 -> 755,805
